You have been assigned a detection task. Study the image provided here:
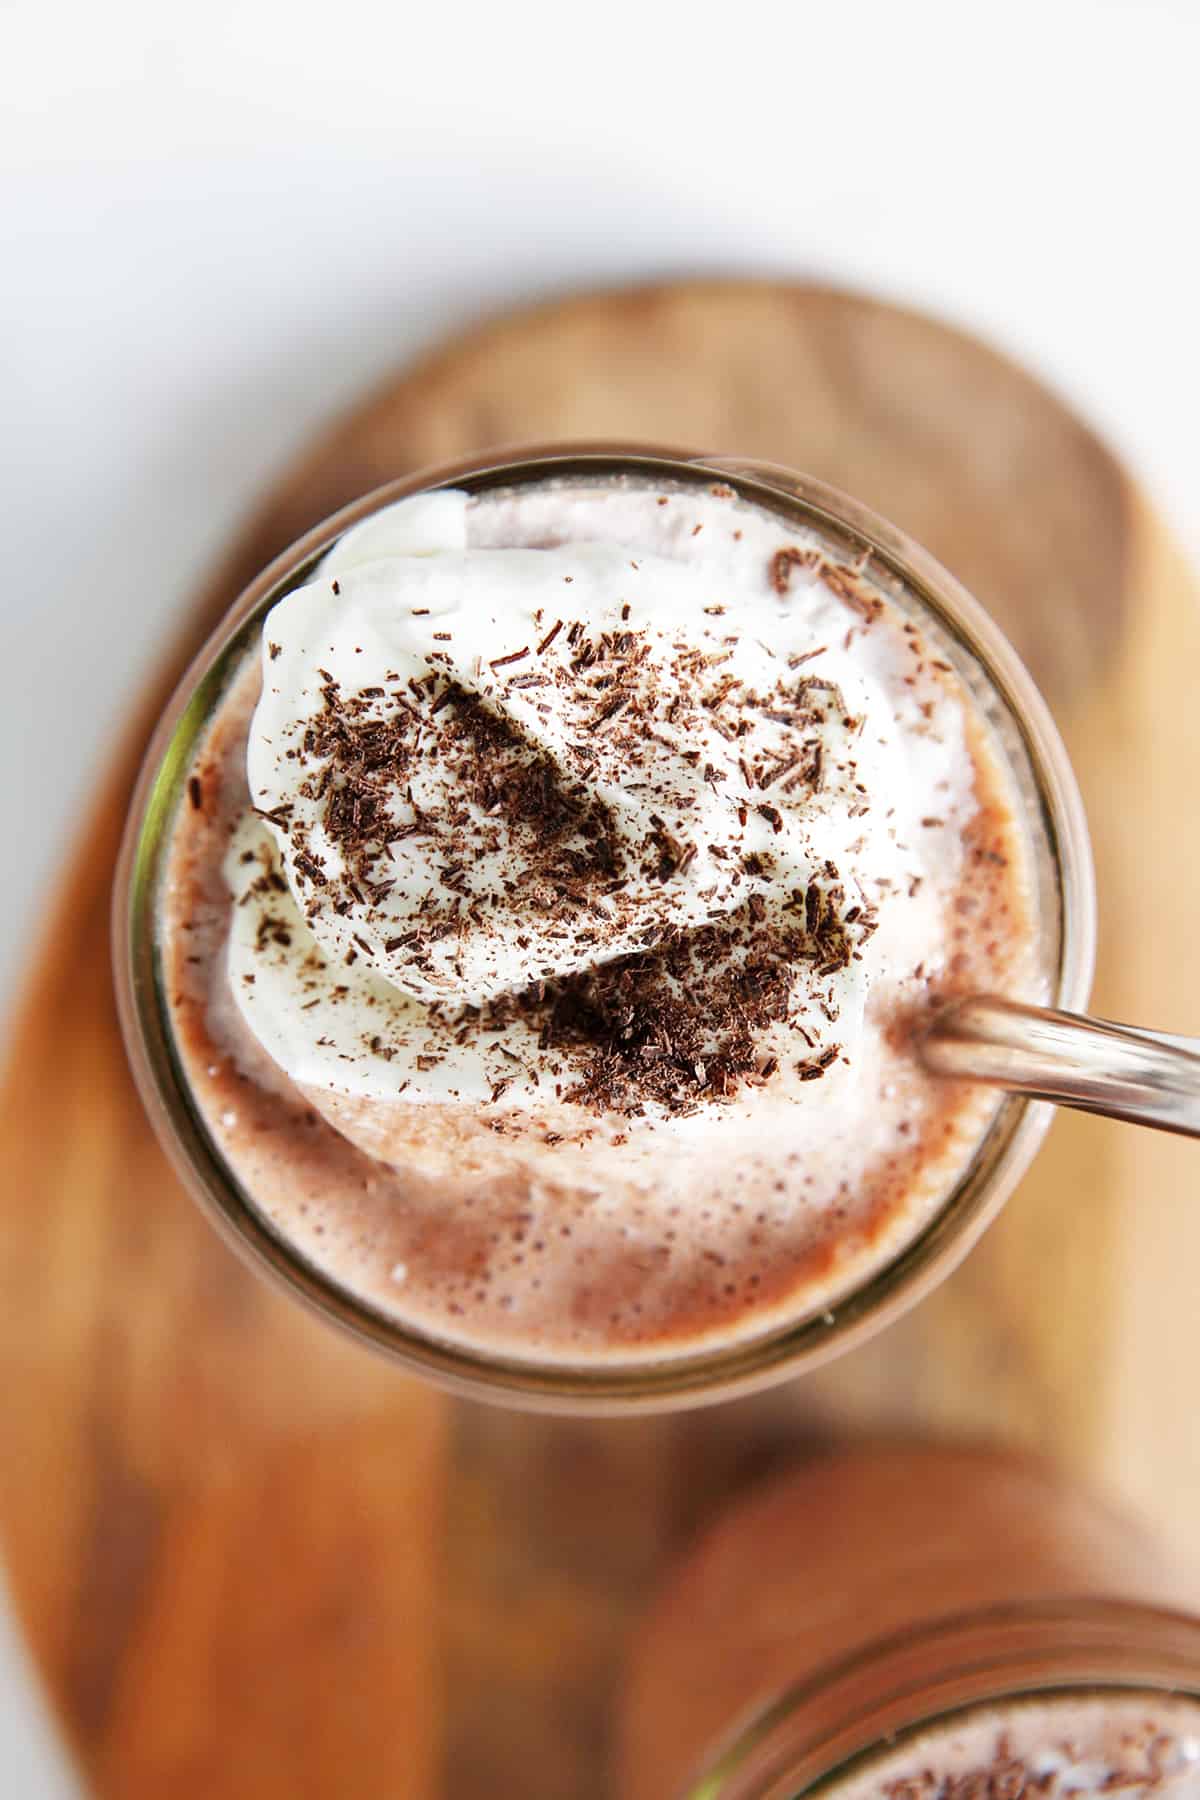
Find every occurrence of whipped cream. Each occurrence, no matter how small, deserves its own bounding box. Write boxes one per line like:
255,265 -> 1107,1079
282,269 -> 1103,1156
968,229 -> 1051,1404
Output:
229,478 -> 979,1112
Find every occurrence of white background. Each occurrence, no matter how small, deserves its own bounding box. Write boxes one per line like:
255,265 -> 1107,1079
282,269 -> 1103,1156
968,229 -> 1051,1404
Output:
3,0 -> 1199,1789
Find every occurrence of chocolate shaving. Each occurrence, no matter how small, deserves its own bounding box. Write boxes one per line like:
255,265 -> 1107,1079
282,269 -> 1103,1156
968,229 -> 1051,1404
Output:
820,563 -> 883,625
293,850 -> 327,886
770,545 -> 820,594
759,754 -> 799,791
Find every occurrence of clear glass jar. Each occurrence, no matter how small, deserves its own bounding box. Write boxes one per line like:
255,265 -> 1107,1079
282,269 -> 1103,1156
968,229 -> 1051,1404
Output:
114,449 -> 1095,1411
617,1445 -> 1200,1797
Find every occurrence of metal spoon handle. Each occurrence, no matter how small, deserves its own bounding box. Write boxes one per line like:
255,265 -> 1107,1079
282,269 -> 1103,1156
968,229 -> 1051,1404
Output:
922,996 -> 1200,1138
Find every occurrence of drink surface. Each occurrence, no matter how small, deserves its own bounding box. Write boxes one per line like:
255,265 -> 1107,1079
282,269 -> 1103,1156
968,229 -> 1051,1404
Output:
831,1695 -> 1200,1799
160,473 -> 1039,1364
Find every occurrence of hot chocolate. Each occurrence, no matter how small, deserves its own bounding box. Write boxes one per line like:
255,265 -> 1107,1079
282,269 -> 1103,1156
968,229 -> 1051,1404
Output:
157,467 -> 1042,1368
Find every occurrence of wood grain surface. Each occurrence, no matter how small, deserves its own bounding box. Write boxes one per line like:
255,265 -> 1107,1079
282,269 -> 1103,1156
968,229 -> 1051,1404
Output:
2,280 -> 1198,1799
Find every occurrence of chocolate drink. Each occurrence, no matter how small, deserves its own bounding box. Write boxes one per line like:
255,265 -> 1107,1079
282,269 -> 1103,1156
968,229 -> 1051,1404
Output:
158,469 -> 1042,1368
618,1445 -> 1200,1798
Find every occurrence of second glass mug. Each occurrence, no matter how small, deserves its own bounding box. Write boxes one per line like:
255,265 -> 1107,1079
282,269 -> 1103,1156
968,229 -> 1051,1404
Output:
114,447 -> 1095,1412
617,1443 -> 1200,1798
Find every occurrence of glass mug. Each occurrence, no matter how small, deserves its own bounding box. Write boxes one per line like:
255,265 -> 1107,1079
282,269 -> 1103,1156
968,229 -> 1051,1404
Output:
617,1444 -> 1200,1798
114,448 -> 1095,1411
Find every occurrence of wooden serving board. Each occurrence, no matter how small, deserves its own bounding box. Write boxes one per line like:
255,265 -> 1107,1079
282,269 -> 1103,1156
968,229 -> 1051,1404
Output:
3,280 -> 1199,1799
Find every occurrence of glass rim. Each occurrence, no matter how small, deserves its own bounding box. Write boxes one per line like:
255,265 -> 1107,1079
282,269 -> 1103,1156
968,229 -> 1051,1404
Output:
113,445 -> 1097,1414
682,1597 -> 1200,1799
